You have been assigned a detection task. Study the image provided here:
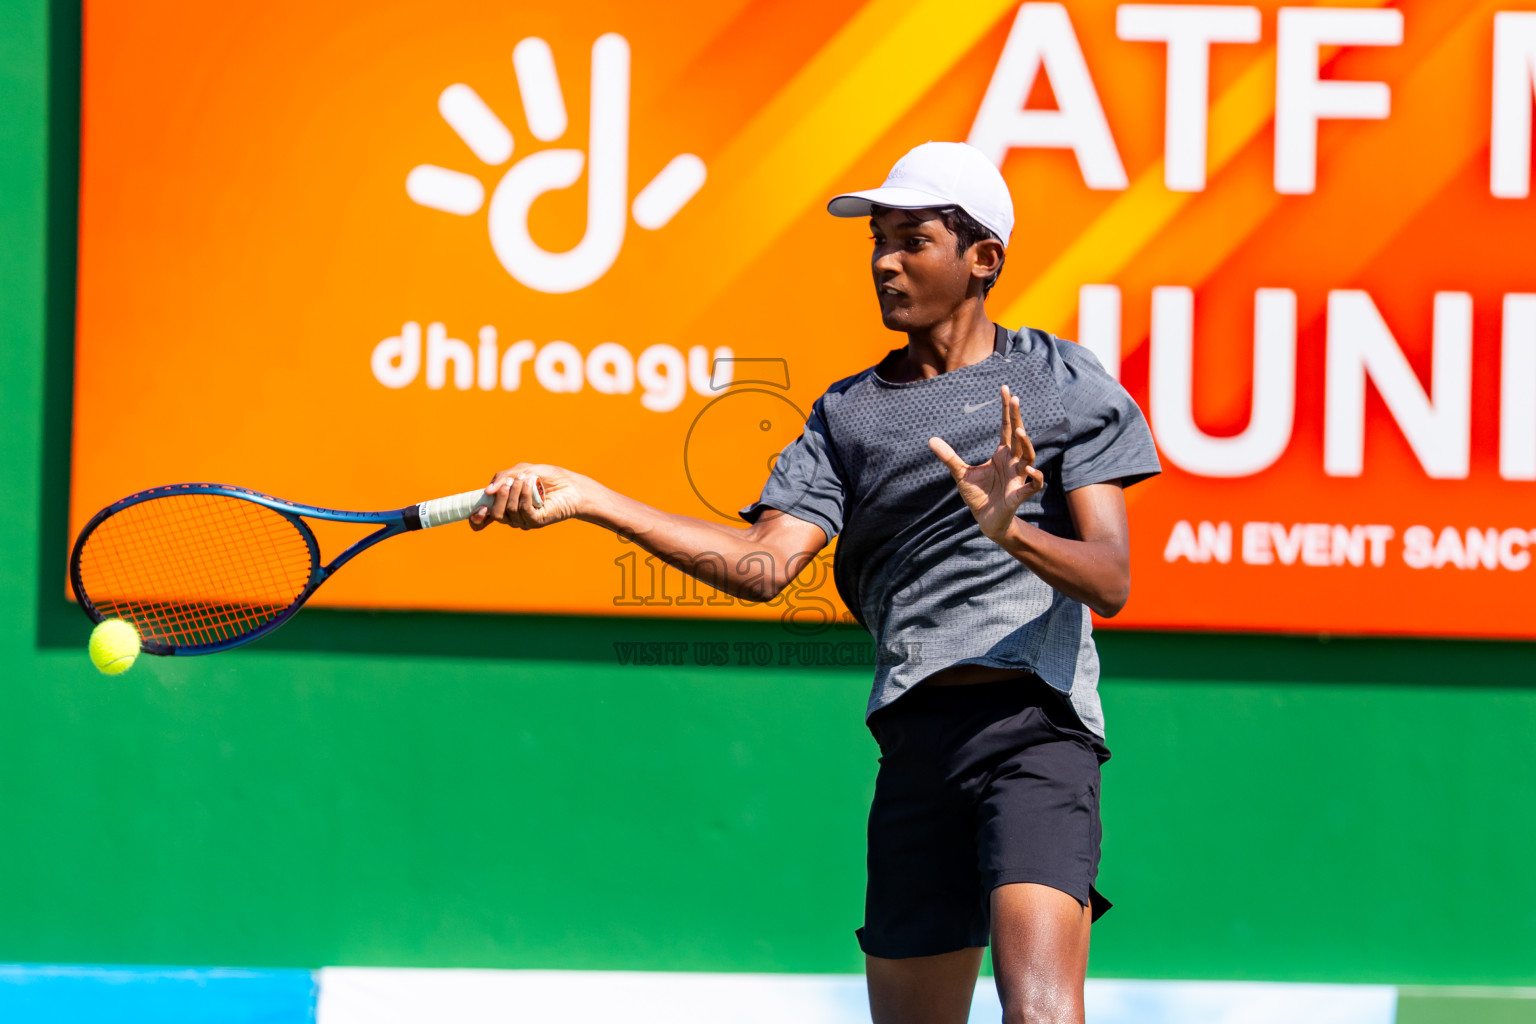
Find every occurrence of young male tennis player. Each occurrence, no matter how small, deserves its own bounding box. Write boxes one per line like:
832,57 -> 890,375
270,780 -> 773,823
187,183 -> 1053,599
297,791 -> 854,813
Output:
472,141 -> 1160,1024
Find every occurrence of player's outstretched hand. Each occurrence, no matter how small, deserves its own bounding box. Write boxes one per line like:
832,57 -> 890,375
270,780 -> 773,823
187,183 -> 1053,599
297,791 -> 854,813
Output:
928,384 -> 1045,542
470,463 -> 587,531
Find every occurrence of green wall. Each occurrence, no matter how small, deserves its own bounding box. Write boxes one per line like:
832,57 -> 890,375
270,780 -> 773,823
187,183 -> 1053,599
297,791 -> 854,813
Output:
3,0 -> 1534,984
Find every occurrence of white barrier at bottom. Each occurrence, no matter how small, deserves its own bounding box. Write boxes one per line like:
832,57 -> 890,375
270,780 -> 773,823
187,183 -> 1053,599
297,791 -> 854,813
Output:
316,968 -> 1399,1024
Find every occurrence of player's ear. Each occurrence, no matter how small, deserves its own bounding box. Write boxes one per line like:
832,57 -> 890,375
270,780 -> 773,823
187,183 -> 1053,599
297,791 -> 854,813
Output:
970,238 -> 1004,279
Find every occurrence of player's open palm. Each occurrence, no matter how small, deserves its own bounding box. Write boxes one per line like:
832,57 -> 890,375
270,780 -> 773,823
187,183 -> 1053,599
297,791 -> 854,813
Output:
929,384 -> 1045,541
470,463 -> 586,531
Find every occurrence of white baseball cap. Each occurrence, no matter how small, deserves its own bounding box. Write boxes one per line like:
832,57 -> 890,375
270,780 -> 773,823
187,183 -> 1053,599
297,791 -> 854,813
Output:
827,141 -> 1014,247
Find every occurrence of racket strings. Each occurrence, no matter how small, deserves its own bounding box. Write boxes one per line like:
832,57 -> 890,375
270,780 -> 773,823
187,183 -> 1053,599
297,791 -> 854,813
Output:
77,493 -> 315,650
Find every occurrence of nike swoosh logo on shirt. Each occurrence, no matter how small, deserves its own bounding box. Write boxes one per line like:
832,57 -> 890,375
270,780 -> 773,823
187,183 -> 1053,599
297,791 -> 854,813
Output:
963,399 -> 999,414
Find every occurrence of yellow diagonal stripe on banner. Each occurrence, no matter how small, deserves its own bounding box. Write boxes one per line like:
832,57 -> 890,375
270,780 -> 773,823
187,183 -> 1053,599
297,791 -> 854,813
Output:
999,0 -> 1391,338
1183,0 -> 1505,319
662,0 -> 1018,315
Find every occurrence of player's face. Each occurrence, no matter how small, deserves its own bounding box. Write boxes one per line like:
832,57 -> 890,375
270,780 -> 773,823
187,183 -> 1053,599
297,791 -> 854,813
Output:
869,208 -> 975,332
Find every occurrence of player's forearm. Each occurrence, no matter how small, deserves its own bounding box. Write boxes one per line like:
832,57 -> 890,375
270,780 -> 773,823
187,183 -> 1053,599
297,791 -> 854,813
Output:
991,519 -> 1130,617
577,483 -> 809,602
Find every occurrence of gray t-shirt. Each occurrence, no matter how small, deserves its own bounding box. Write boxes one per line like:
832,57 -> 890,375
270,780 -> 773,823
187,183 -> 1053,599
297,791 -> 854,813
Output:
739,325 -> 1160,737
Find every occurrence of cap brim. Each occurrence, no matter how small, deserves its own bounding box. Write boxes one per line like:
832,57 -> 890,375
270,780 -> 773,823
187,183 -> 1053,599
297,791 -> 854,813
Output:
826,186 -> 955,218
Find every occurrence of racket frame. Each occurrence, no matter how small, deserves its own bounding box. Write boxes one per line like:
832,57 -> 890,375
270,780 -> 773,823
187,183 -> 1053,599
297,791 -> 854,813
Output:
70,482 -> 429,655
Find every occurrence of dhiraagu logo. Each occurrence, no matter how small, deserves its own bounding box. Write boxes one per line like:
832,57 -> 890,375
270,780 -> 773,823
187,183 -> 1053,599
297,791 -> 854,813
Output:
375,33 -> 729,410
405,34 -> 706,294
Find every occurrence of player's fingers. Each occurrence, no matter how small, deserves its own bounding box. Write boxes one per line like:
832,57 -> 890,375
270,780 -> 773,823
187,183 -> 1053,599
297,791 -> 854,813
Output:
1024,464 -> 1045,493
470,486 -> 492,532
500,464 -> 547,511
1004,394 -> 1019,457
515,473 -> 542,526
928,436 -> 969,478
1004,396 -> 1021,459
1009,393 -> 1034,462
503,474 -> 532,527
486,469 -> 519,513
488,475 -> 513,524
513,472 -> 537,521
473,471 -> 505,529
998,385 -> 1013,448
1015,423 -> 1037,467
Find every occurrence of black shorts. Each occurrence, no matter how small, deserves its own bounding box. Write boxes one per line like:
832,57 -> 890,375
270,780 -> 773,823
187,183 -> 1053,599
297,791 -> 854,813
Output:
856,676 -> 1112,959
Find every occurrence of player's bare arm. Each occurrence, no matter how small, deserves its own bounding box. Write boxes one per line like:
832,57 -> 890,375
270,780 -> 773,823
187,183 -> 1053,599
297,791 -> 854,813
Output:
469,463 -> 826,603
930,384 -> 1131,618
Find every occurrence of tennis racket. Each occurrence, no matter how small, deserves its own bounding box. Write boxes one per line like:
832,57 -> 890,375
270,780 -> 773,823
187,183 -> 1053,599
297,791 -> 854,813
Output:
69,479 -> 544,655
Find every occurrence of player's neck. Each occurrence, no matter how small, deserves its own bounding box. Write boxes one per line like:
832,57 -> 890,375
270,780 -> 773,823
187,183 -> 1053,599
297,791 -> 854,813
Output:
899,302 -> 994,380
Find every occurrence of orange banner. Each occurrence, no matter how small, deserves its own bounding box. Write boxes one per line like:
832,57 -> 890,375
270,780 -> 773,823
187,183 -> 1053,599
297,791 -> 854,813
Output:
72,0 -> 1536,637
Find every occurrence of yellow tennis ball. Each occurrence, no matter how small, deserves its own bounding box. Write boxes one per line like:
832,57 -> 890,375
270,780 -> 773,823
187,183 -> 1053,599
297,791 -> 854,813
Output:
89,618 -> 141,675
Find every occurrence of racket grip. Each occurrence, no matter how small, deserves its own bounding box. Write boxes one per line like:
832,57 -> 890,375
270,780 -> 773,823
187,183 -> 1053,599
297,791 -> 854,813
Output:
418,478 -> 545,529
